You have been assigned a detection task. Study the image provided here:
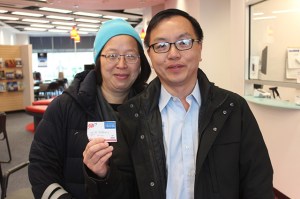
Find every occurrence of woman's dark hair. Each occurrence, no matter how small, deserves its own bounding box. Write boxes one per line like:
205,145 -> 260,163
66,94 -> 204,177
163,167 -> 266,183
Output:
144,9 -> 204,48
94,39 -> 151,93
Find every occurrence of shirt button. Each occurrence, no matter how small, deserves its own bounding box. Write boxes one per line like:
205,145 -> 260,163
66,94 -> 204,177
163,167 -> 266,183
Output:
212,127 -> 217,132
185,146 -> 189,149
140,135 -> 145,139
130,104 -> 134,108
230,102 -> 234,107
134,113 -> 139,117
150,182 -> 155,187
223,110 -> 227,114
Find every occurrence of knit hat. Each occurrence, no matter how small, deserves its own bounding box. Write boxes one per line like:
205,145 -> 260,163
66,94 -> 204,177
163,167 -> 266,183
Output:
93,18 -> 143,63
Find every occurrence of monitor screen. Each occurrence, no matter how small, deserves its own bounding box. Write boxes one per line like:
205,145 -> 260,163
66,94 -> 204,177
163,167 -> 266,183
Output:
261,46 -> 268,75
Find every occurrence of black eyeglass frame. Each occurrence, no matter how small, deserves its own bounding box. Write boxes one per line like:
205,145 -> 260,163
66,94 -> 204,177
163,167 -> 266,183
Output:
148,39 -> 201,53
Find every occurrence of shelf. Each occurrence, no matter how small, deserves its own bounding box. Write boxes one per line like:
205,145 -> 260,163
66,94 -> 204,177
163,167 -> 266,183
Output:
245,79 -> 300,89
244,96 -> 300,110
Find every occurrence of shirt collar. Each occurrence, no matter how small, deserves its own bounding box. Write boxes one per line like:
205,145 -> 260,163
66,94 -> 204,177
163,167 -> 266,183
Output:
159,81 -> 201,112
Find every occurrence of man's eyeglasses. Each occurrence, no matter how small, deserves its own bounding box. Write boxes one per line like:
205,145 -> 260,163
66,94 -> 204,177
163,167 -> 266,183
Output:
100,54 -> 140,64
148,39 -> 200,53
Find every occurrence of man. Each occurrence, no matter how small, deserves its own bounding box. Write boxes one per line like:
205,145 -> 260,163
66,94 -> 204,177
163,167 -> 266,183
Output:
84,8 -> 274,199
118,8 -> 274,199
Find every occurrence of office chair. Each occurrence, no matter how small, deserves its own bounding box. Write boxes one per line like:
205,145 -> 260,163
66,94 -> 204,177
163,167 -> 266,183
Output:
0,113 -> 11,163
0,161 -> 31,199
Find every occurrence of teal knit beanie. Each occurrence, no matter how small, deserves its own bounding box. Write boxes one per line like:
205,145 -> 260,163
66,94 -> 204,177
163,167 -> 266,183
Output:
93,18 -> 143,63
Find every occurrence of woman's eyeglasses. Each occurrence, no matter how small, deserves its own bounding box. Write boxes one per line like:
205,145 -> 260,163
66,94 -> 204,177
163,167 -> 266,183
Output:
101,54 -> 140,64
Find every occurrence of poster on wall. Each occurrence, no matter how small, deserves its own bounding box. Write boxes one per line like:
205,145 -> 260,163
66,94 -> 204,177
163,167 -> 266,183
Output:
38,52 -> 47,67
286,48 -> 300,79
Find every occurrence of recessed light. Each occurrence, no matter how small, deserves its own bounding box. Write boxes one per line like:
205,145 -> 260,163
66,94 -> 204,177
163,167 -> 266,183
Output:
73,12 -> 102,17
24,27 -> 47,31
48,29 -> 68,33
78,28 -> 98,32
39,7 -> 72,14
31,24 -> 54,28
12,11 -> 43,17
46,15 -> 74,20
55,26 -> 73,30
22,18 -> 50,23
102,16 -> 128,20
0,16 -> 19,20
75,18 -> 101,23
77,24 -> 99,28
52,21 -> 76,26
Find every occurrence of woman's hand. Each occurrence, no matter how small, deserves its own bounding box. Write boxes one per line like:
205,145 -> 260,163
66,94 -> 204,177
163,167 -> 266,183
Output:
83,138 -> 113,178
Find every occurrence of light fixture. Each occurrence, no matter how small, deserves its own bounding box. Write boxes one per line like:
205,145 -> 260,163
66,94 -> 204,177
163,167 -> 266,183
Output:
70,26 -> 78,38
103,16 -> 128,20
31,24 -> 54,28
22,18 -> 49,23
75,18 -> 101,23
74,34 -> 80,43
46,15 -> 74,20
48,29 -> 68,33
0,16 -> 19,20
77,23 -> 99,28
12,11 -> 43,17
39,7 -> 72,14
140,29 -> 145,40
24,27 -> 47,31
78,28 -> 98,32
77,31 -> 88,35
52,21 -> 76,26
73,12 -> 102,17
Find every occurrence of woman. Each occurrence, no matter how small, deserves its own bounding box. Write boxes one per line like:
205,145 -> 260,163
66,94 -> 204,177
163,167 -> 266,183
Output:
28,19 -> 151,199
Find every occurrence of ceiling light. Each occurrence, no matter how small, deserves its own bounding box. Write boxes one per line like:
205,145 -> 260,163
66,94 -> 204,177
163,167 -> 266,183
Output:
39,7 -> 72,14
77,24 -> 99,28
253,16 -> 277,20
52,21 -> 76,26
78,28 -> 98,32
0,10 -> 8,13
75,18 -> 101,23
253,12 -> 264,16
22,18 -> 49,23
24,27 -> 47,31
56,26 -> 73,30
31,24 -> 54,28
73,12 -> 102,17
103,16 -> 128,20
272,8 -> 300,14
46,15 -> 74,20
12,11 -> 43,17
77,31 -> 88,35
48,29 -> 68,33
0,16 -> 19,20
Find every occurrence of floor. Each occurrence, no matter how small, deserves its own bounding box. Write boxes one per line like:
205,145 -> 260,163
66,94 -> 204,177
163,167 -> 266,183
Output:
0,111 -> 34,198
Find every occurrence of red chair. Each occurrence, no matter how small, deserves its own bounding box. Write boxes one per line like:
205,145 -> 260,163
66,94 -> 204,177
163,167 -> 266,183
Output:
25,105 -> 48,131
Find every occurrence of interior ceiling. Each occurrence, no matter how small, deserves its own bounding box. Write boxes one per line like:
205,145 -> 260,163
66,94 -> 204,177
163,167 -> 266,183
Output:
0,0 -> 165,36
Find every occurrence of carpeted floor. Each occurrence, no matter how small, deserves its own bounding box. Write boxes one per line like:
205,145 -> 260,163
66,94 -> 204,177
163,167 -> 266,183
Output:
0,111 -> 34,198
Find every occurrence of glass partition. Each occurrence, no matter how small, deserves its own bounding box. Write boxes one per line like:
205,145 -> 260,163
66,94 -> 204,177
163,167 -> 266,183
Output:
249,0 -> 300,83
